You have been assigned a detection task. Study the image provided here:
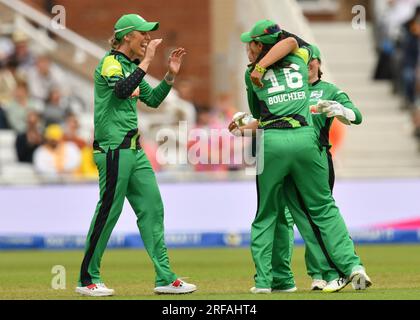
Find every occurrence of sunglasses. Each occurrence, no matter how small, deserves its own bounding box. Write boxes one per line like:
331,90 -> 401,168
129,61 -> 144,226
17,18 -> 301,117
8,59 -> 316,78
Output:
251,24 -> 282,39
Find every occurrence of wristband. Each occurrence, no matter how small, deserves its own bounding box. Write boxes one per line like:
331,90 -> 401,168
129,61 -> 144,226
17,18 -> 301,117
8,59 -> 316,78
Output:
255,64 -> 267,74
164,72 -> 175,85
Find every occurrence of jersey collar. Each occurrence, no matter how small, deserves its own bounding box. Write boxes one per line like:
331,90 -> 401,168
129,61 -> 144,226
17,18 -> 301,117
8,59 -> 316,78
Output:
111,50 -> 141,65
310,79 -> 322,87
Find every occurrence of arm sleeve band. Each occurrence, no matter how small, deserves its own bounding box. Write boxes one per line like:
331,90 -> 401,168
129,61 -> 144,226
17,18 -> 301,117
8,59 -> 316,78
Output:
114,68 -> 146,99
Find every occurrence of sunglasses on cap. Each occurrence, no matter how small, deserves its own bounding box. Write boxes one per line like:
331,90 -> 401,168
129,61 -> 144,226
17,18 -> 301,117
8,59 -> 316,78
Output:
251,24 -> 282,39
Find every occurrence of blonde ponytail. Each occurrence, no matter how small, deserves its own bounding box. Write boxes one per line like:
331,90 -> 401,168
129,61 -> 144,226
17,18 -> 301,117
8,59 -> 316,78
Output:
108,35 -> 121,50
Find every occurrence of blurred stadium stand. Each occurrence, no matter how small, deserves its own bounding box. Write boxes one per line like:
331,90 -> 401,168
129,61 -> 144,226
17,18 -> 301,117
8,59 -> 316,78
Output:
312,22 -> 420,178
0,0 -> 196,184
1,0 -> 420,185
230,0 -> 420,178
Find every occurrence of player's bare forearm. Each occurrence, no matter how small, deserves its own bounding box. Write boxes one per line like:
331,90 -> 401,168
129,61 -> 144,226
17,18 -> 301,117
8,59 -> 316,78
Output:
250,38 -> 298,88
138,57 -> 153,73
258,37 -> 298,69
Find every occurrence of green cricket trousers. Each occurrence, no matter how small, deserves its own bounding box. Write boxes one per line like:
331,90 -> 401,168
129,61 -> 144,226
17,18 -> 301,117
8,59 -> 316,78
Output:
252,127 -> 361,289
281,147 -> 347,282
78,148 -> 177,287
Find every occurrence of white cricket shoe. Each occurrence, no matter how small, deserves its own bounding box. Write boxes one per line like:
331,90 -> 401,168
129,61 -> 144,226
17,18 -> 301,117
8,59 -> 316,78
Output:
311,279 -> 327,291
154,279 -> 197,294
322,277 -> 350,293
75,283 -> 114,297
272,286 -> 298,293
250,287 -> 272,294
350,266 -> 372,290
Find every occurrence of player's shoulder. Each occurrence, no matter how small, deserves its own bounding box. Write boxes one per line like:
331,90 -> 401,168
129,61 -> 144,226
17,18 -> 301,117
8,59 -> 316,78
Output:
321,81 -> 351,100
102,53 -> 122,67
318,80 -> 341,92
100,52 -> 123,77
290,46 -> 311,65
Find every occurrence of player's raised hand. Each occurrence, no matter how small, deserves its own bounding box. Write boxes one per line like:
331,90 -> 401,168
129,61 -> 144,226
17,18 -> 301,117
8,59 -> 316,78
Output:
144,38 -> 163,62
139,39 -> 163,72
168,48 -> 187,76
250,68 -> 264,88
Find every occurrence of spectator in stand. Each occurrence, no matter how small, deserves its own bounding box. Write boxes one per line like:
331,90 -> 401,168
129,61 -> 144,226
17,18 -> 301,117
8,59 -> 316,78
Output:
10,31 -> 35,71
413,111 -> 420,143
373,0 -> 419,84
15,111 -> 43,163
401,6 -> 420,109
189,106 -> 228,172
4,79 -> 41,133
26,54 -> 64,102
403,7 -> 420,142
0,104 -> 9,129
213,93 -> 247,171
63,113 -> 86,149
33,124 -> 81,177
0,35 -> 14,64
0,37 -> 13,129
214,93 -> 239,125
176,79 -> 201,112
76,146 -> 98,179
0,56 -> 17,105
61,113 -> 99,179
43,87 -> 70,126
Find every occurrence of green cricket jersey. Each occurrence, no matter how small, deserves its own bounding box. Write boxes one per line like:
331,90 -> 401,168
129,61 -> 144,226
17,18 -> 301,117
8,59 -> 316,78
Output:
93,51 -> 172,151
309,80 -> 362,147
245,48 -> 312,129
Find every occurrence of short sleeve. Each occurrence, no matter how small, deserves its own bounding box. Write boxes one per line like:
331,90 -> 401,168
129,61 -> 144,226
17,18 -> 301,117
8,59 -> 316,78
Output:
101,56 -> 124,88
292,47 -> 310,65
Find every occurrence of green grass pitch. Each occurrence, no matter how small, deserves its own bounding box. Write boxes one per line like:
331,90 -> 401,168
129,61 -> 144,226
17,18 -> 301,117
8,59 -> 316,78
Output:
1,245 -> 420,300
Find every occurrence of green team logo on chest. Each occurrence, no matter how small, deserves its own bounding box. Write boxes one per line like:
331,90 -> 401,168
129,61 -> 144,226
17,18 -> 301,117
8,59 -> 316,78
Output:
310,90 -> 324,102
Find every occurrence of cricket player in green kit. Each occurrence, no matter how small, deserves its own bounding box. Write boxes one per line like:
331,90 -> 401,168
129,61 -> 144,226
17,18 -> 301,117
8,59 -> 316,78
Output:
237,20 -> 371,294
76,14 -> 196,297
234,42 -> 369,292
287,45 -> 364,291
260,43 -> 367,292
